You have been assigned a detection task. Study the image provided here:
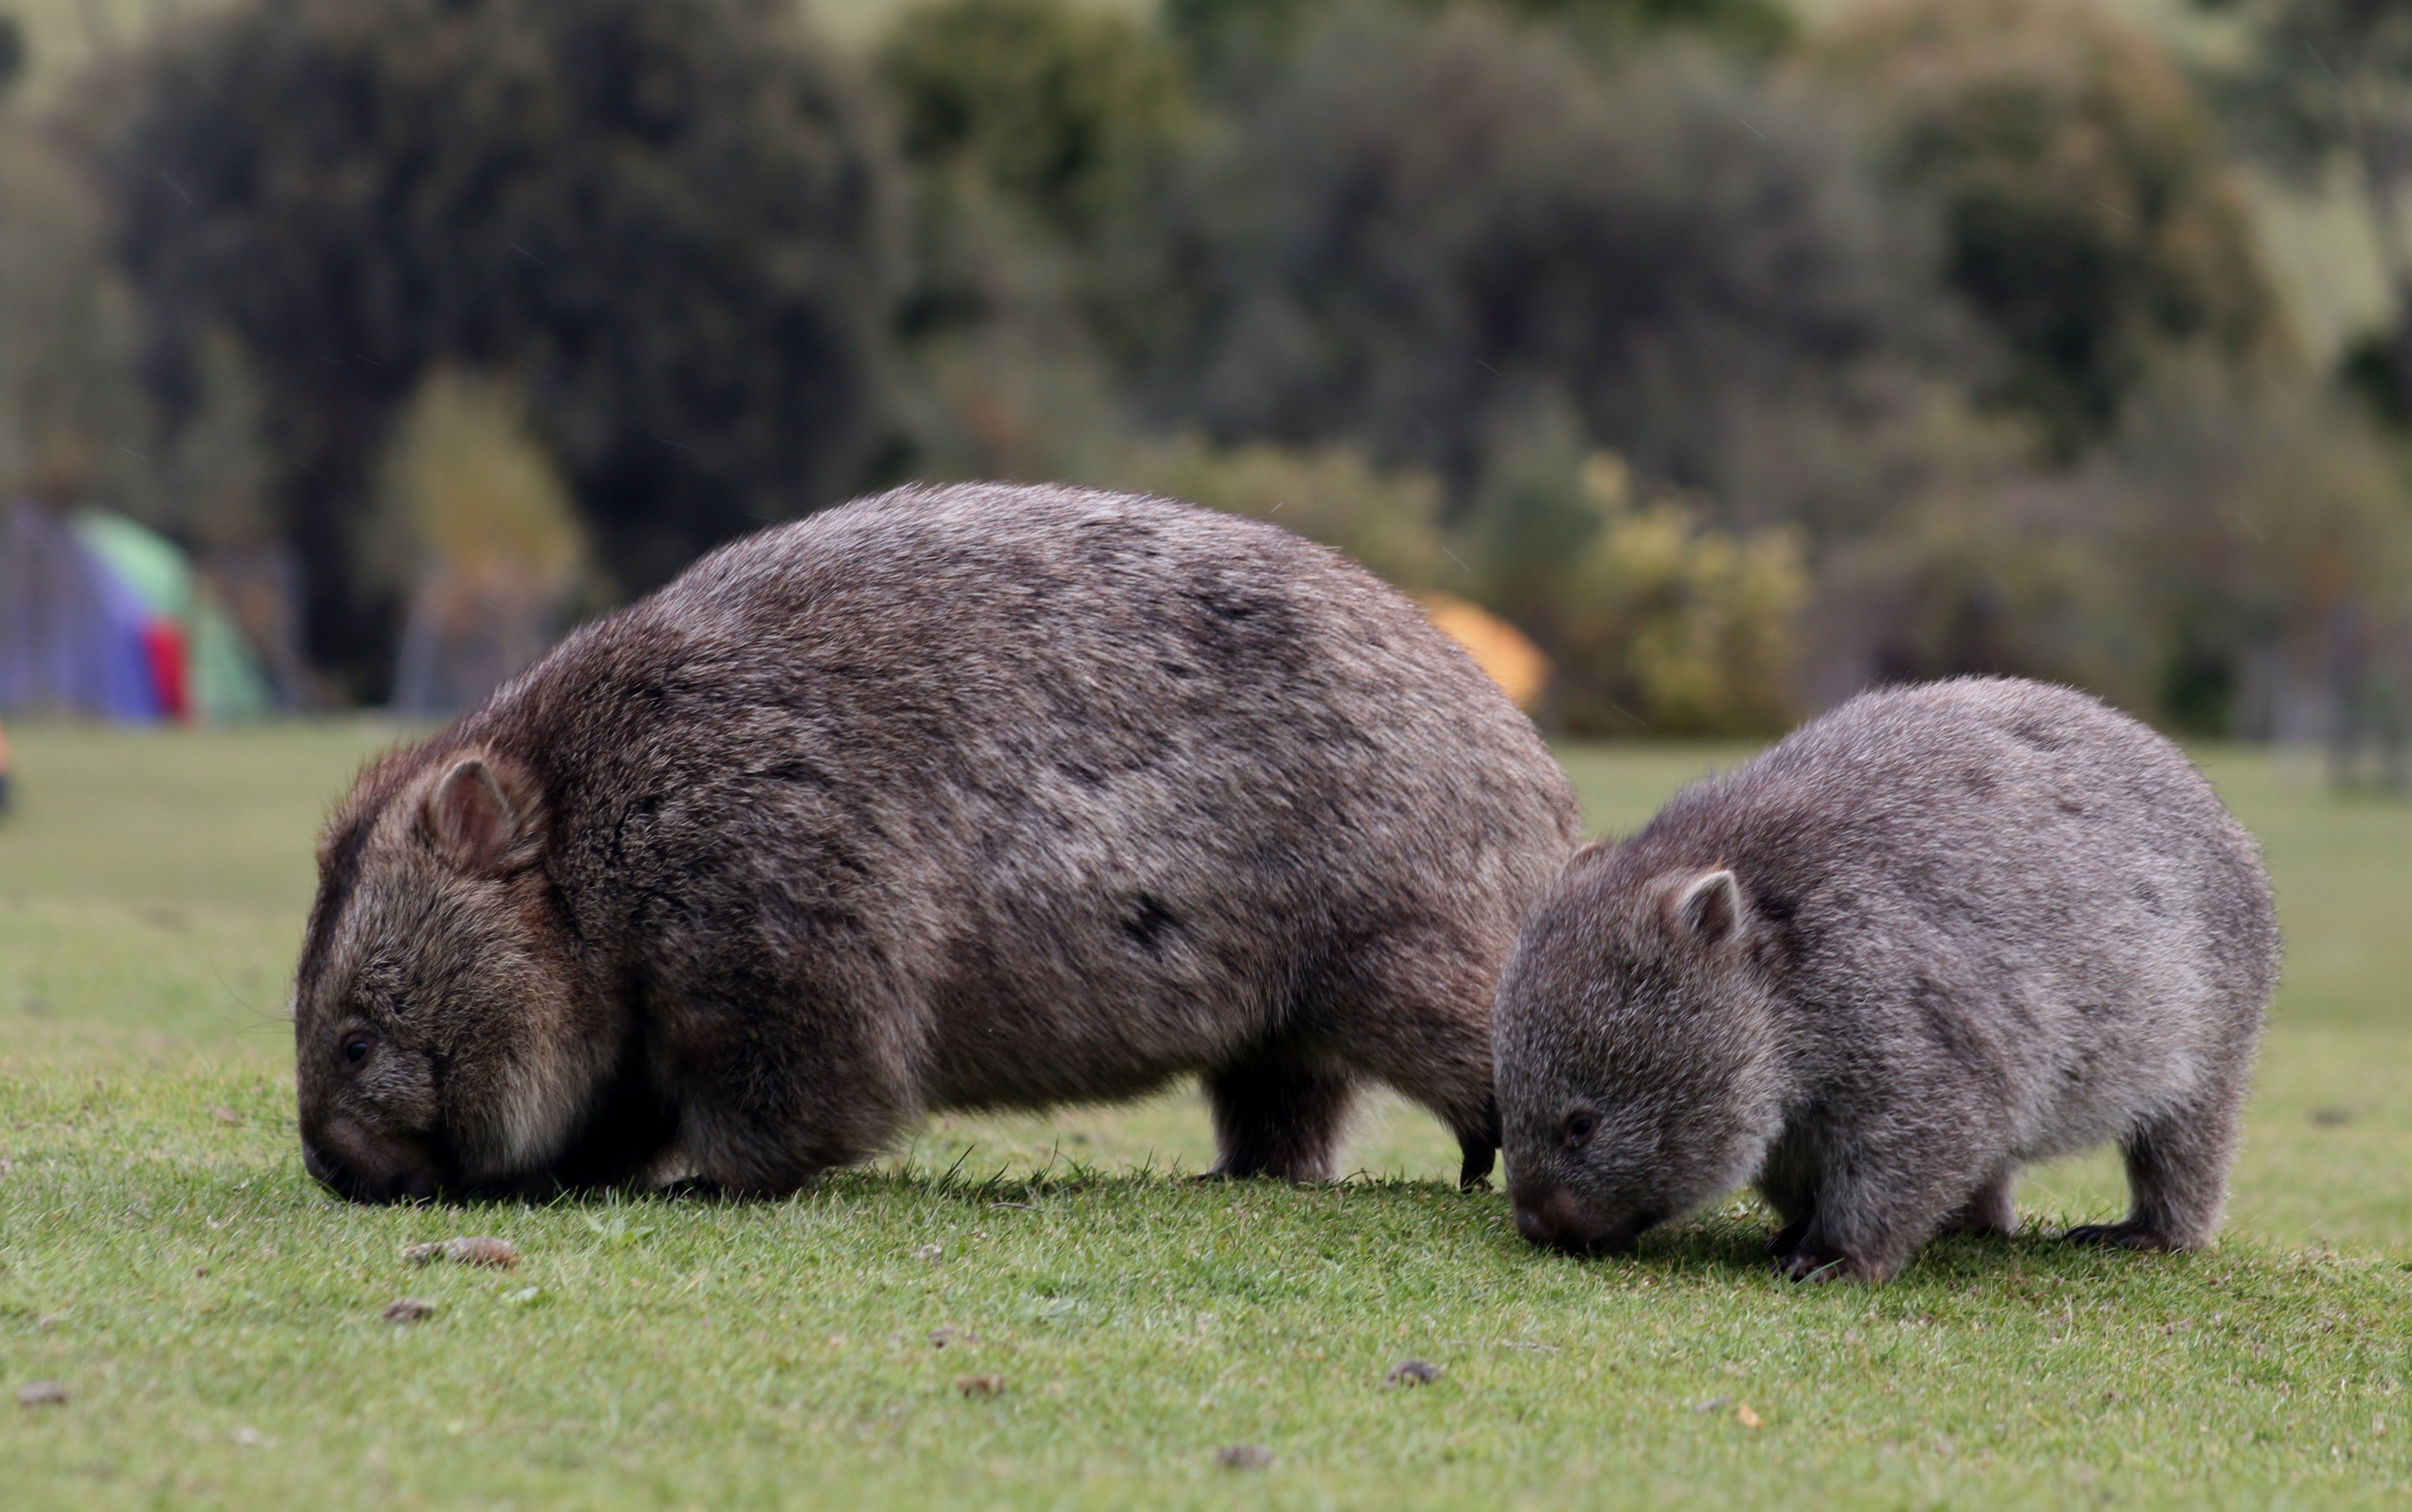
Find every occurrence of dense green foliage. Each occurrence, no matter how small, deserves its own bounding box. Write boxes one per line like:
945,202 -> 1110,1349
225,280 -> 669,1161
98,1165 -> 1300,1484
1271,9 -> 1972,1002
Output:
1807,0 -> 2284,457
1119,8 -> 1953,511
0,0 -> 2394,732
881,0 -> 1184,248
2195,0 -> 2412,426
100,0 -> 896,697
3,725 -> 2410,1506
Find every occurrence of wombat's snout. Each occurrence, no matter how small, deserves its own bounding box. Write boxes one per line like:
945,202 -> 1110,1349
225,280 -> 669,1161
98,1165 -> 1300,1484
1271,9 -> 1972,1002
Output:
1511,1185 -> 1633,1256
303,1118 -> 443,1204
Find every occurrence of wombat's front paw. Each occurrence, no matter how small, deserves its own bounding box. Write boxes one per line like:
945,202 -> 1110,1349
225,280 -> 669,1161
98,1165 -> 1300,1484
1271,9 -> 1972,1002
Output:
2063,1222 -> 2184,1251
1773,1242 -> 1890,1284
1457,1142 -> 1497,1193
1773,1246 -> 1850,1284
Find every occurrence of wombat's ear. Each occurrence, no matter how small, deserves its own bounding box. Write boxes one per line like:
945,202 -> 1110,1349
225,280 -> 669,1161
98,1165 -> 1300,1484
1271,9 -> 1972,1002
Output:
1668,868 -> 1745,949
423,753 -> 542,873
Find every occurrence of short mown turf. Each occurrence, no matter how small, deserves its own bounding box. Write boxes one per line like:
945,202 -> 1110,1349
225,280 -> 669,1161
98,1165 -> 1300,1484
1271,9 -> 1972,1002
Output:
2,724 -> 2407,1507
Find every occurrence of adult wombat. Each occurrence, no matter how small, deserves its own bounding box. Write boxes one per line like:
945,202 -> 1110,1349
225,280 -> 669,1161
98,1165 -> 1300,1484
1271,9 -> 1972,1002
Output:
295,483 -> 1580,1202
1496,677 -> 2276,1282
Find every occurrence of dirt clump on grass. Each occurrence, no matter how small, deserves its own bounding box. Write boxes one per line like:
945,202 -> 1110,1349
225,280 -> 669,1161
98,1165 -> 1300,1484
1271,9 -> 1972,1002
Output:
405,1236 -> 519,1268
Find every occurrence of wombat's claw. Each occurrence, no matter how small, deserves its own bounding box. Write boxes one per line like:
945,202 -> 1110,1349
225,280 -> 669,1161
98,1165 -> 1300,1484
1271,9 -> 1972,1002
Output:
1773,1247 -> 1853,1284
2063,1222 -> 2176,1251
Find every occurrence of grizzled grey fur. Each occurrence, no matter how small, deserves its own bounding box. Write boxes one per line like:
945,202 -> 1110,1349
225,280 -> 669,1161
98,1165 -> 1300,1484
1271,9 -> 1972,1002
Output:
293,482 -> 1581,1202
1495,677 -> 2277,1282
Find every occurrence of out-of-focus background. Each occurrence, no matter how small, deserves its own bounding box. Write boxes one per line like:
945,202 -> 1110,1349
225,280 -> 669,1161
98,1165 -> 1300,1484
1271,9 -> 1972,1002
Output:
0,0 -> 2407,756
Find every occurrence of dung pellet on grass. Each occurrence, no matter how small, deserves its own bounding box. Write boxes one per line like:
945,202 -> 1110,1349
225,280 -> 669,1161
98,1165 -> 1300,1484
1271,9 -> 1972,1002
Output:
1386,1360 -> 1443,1386
1215,1445 -> 1273,1470
383,1298 -> 436,1323
17,1380 -> 67,1407
405,1237 -> 519,1269
956,1375 -> 1004,1398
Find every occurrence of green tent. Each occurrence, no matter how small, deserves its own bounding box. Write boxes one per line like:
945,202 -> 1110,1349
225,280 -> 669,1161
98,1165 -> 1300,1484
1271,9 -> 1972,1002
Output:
72,512 -> 274,722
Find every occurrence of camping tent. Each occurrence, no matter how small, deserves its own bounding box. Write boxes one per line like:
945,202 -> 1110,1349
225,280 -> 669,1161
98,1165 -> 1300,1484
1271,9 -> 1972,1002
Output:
0,501 -> 273,721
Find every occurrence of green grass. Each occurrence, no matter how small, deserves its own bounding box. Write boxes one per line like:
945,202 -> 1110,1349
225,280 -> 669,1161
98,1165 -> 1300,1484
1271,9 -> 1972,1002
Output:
2,724 -> 2410,1507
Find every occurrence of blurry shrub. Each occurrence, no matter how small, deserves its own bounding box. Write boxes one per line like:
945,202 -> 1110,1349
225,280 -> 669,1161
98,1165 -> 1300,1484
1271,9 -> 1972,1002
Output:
1118,5 -> 1966,539
1470,452 -> 1807,735
2079,363 -> 2412,734
380,369 -> 585,715
2193,0 -> 2412,426
1822,363 -> 2412,734
1803,0 -> 2285,457
102,0 -> 897,699
377,369 -> 582,593
1101,436 -> 1453,592
1818,473 -> 2149,711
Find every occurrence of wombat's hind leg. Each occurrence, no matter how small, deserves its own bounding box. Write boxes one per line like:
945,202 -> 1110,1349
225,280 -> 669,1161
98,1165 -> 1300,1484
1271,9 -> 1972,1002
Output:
1205,1053 -> 1354,1183
1946,1170 -> 2017,1235
2066,1092 -> 2241,1251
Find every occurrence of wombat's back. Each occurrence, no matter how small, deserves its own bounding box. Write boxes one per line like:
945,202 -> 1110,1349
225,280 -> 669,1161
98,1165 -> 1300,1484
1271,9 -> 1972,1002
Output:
1644,677 -> 2274,1156
466,482 -> 1579,1129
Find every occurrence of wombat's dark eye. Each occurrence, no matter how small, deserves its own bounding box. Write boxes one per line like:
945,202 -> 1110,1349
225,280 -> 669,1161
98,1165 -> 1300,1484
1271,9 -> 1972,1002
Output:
339,1031 -> 376,1067
1563,1113 -> 1597,1148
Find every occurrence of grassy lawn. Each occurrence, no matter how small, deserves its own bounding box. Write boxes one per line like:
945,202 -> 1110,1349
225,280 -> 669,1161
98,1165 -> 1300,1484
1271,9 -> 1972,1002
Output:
2,723 -> 2409,1507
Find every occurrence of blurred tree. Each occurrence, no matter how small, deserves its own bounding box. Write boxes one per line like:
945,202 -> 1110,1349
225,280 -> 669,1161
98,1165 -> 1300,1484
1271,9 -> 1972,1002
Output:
0,12 -> 22,100
2081,363 -> 2412,735
1164,0 -> 1795,82
876,0 -> 1190,441
102,0 -> 896,699
382,369 -> 587,715
1804,0 -> 2286,459
2191,1 -> 2412,426
1119,6 -> 1963,535
880,0 -> 1187,248
0,91 -> 160,525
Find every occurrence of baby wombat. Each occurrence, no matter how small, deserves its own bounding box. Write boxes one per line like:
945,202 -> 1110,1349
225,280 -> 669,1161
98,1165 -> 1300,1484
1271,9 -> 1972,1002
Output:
294,483 -> 1579,1202
1496,677 -> 2277,1282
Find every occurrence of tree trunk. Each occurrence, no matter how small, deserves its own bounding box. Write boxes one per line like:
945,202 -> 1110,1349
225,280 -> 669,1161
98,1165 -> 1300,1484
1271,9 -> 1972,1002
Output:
267,381 -> 405,707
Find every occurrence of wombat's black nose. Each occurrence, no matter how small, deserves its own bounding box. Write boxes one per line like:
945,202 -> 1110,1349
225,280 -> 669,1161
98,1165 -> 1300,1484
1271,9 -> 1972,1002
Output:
306,1118 -> 443,1203
1512,1186 -> 1628,1256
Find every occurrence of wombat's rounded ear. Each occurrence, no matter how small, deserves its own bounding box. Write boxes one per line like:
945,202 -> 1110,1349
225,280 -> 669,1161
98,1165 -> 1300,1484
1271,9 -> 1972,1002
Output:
1668,868 -> 1745,949
423,753 -> 542,873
